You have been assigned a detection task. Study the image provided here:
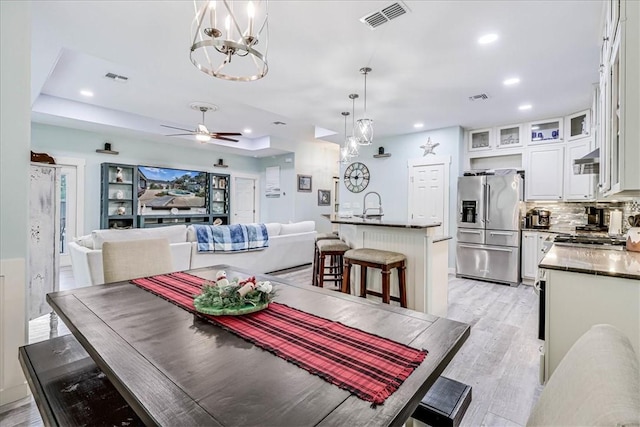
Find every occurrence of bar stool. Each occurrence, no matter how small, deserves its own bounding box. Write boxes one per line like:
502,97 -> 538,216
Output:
342,248 -> 407,308
312,233 -> 340,286
314,239 -> 350,289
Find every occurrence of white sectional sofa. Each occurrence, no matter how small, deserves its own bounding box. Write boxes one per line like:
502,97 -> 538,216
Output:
69,221 -> 317,286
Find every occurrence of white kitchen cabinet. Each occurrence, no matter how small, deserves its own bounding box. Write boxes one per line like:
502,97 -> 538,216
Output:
599,0 -> 640,197
528,117 -> 564,145
526,146 -> 564,201
496,124 -> 524,149
521,231 -> 538,280
565,109 -> 591,141
543,268 -> 639,382
564,137 -> 596,201
522,231 -> 557,282
467,128 -> 493,152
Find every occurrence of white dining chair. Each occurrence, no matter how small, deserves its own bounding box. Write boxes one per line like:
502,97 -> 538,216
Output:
102,238 -> 174,283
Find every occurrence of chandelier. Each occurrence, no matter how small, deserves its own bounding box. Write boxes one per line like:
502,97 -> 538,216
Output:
356,67 -> 373,145
190,1 -> 269,82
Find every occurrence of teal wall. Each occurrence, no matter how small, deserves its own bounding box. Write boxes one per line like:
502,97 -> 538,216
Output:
0,1 -> 30,260
31,123 -> 263,233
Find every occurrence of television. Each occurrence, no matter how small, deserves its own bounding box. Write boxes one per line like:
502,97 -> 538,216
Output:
137,166 -> 208,214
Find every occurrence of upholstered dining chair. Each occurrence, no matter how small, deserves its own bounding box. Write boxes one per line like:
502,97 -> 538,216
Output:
102,238 -> 174,283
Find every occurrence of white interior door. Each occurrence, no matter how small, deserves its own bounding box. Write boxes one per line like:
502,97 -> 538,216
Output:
408,157 -> 450,236
56,157 -> 85,267
233,176 -> 257,224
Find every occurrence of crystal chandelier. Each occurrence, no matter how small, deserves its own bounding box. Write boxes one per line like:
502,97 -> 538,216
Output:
347,94 -> 360,157
190,1 -> 269,82
356,67 -> 373,145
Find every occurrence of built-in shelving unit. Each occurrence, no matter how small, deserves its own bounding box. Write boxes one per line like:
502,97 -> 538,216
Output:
100,163 -> 231,229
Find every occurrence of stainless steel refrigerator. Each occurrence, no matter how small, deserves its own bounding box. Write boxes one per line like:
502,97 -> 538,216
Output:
455,174 -> 523,286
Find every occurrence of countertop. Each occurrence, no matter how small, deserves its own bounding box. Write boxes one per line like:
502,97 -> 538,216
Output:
539,244 -> 640,280
322,214 -> 441,229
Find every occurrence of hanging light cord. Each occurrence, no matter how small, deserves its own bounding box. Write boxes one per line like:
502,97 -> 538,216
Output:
363,71 -> 367,115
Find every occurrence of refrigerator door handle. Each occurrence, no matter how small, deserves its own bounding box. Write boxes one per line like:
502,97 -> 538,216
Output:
486,184 -> 491,223
489,231 -> 515,236
458,244 -> 513,253
459,230 -> 482,234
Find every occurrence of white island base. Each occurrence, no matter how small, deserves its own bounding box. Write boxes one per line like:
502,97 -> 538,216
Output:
328,216 -> 449,317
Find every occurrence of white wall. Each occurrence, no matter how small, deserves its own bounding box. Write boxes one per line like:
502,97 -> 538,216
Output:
0,0 -> 30,405
259,142 -> 339,232
31,123 -> 263,234
339,126 -> 464,267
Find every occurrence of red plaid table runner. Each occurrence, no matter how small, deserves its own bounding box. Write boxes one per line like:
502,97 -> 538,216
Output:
131,272 -> 427,405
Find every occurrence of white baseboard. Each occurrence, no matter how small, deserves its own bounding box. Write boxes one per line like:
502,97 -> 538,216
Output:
448,267 -> 456,276
0,258 -> 28,406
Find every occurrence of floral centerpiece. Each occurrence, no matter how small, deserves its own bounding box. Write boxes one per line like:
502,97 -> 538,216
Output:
193,270 -> 275,315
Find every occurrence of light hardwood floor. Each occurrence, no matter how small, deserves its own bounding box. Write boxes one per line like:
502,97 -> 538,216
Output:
0,265 -> 543,427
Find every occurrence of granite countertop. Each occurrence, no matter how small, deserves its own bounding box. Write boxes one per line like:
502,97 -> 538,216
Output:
539,244 -> 640,280
521,227 -> 572,234
322,214 -> 440,229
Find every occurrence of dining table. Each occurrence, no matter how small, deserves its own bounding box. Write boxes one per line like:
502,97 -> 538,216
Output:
45,265 -> 470,426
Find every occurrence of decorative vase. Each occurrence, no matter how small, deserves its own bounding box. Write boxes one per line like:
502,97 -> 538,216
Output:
626,227 -> 640,252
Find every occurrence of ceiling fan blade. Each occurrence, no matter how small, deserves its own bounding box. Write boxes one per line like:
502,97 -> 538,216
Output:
161,124 -> 194,132
210,132 -> 242,136
212,135 -> 239,142
165,133 -> 195,136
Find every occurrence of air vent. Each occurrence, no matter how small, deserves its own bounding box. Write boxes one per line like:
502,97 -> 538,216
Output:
272,121 -> 286,125
104,72 -> 129,82
360,1 -> 410,29
468,93 -> 490,101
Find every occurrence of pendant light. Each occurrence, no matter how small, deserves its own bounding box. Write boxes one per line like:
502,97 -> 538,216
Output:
356,67 -> 373,145
347,94 -> 360,157
340,111 -> 351,164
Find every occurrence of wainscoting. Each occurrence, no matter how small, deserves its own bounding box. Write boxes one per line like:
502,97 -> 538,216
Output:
1,265 -> 544,426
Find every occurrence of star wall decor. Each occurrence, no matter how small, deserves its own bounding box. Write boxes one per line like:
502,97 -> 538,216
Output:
420,138 -> 439,156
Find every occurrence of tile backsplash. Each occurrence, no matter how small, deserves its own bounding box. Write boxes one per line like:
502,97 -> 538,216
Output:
525,200 -> 640,234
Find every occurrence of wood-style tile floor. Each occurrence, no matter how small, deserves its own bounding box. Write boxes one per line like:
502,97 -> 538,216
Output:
0,266 -> 543,427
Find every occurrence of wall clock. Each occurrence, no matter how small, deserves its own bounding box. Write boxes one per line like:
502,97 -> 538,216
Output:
344,162 -> 370,193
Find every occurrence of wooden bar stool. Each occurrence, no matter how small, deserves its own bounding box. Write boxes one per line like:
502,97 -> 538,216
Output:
342,248 -> 407,308
312,233 -> 341,287
314,239 -> 350,289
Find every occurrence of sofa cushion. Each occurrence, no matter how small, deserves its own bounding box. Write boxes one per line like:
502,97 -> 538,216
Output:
280,221 -> 315,235
74,234 -> 95,249
92,225 -> 187,249
264,223 -> 282,237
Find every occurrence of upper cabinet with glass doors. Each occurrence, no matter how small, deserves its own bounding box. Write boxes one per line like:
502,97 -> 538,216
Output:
527,117 -> 564,145
496,124 -> 524,149
467,128 -> 493,152
565,109 -> 591,141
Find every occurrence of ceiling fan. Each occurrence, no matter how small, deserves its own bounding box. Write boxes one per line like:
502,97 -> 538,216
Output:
162,104 -> 242,142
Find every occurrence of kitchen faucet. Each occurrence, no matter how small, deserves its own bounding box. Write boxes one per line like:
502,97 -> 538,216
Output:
362,191 -> 383,218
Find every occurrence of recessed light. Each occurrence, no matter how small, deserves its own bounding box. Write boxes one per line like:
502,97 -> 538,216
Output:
80,90 -> 94,97
414,123 -> 424,129
243,128 -> 252,134
478,33 -> 498,44
518,104 -> 532,111
503,77 -> 520,86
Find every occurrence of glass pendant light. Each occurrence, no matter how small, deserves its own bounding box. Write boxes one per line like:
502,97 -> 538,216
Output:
356,67 -> 373,145
340,111 -> 351,164
347,94 -> 360,157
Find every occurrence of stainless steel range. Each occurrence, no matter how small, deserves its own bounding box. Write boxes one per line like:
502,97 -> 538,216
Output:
455,174 -> 523,286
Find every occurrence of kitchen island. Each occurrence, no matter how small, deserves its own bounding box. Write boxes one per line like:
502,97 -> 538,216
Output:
539,244 -> 640,382
323,215 -> 449,316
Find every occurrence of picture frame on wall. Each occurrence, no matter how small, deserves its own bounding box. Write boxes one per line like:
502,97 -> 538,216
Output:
318,189 -> 330,206
297,174 -> 312,192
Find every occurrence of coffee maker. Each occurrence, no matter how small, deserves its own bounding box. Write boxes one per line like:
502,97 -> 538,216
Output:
577,207 -> 607,231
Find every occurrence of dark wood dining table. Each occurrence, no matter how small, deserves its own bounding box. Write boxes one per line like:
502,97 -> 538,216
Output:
46,265 -> 470,426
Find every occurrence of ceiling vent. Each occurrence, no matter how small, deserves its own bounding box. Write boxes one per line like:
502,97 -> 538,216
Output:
272,121 -> 286,125
468,93 -> 490,101
104,72 -> 129,83
360,1 -> 410,29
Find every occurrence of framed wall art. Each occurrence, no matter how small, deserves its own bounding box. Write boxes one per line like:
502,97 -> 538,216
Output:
297,174 -> 312,192
318,189 -> 330,206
